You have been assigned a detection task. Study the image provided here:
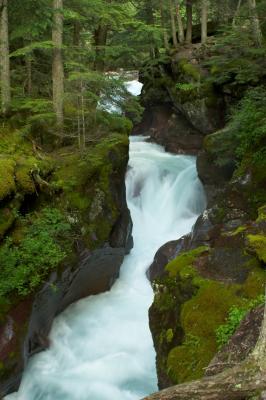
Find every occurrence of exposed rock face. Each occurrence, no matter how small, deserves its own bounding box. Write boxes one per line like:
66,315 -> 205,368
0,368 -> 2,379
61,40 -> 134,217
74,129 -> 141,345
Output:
141,52 -> 266,388
206,305 -> 264,376
0,133 -> 132,397
145,98 -> 266,387
133,104 -> 203,155
136,44 -> 227,155
148,200 -> 265,390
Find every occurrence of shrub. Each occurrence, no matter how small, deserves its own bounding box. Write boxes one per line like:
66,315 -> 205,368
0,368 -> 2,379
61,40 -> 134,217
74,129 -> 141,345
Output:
216,294 -> 265,348
229,87 -> 266,167
0,208 -> 71,298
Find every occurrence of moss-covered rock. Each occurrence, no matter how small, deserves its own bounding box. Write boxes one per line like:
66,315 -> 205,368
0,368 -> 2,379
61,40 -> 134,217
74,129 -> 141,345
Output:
247,234 -> 266,263
51,133 -> 129,249
149,210 -> 265,389
0,159 -> 16,201
0,128 -> 132,397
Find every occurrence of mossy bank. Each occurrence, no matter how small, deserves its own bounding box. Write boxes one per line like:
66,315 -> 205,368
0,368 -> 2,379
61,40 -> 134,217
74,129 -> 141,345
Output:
0,127 -> 132,397
138,44 -> 266,391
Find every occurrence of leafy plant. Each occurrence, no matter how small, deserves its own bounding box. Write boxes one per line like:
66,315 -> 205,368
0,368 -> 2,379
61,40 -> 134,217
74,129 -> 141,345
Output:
229,87 -> 266,167
216,294 -> 265,348
206,24 -> 266,86
0,208 -> 71,298
176,82 -> 199,91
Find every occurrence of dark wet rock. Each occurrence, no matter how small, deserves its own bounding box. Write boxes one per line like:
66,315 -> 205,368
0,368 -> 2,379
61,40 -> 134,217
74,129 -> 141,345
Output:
197,149 -> 235,186
206,305 -> 264,376
133,104 -> 203,155
0,242 -> 129,397
148,238 -> 189,281
0,136 -> 132,397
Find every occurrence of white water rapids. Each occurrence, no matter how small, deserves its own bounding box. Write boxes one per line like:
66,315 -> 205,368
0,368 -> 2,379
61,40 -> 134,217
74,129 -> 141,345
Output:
6,82 -> 206,400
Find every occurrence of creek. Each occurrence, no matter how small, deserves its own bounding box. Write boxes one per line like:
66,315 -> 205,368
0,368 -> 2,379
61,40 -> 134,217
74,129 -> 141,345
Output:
6,82 -> 206,400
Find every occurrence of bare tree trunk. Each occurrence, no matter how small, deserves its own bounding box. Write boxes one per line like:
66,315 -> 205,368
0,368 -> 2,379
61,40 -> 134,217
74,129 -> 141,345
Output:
232,0 -> 242,27
80,81 -> 86,150
77,110 -> 81,150
186,0 -> 193,43
143,0 -> 158,59
201,0 -> 208,44
52,0 -> 64,134
175,0 -> 185,44
73,20 -> 81,47
0,0 -> 11,116
169,0 -> 178,49
247,0 -> 263,47
94,24 -> 108,71
26,55 -> 32,96
160,0 -> 169,50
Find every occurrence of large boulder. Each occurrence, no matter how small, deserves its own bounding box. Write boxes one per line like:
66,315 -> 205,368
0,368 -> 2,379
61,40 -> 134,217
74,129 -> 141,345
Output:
148,200 -> 265,389
132,104 -> 203,155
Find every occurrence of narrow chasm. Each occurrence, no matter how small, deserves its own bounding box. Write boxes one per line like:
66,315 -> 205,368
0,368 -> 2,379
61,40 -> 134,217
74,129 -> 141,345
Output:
5,131 -> 206,400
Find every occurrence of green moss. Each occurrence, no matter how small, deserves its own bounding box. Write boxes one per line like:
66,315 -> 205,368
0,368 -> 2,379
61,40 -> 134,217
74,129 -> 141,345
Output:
247,234 -> 266,263
14,156 -> 50,194
166,328 -> 174,344
0,207 -> 17,239
166,277 -> 256,384
67,192 -> 91,211
241,266 -> 265,298
168,335 -> 213,383
52,133 -> 128,248
179,59 -> 201,81
158,243 -> 265,385
215,293 -> 265,349
224,225 -> 247,237
0,159 -> 16,200
166,246 -> 209,278
257,205 -> 266,222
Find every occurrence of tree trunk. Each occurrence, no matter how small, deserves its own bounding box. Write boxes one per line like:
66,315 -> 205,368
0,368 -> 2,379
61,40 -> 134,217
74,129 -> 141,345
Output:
52,0 -> 64,134
186,0 -> 193,43
94,24 -> 108,71
26,55 -> 32,96
160,0 -> 169,50
73,20 -> 81,47
0,0 -> 11,116
232,0 -> 242,27
175,0 -> 185,44
169,0 -> 178,49
247,0 -> 263,47
201,0 -> 208,44
143,0 -> 158,59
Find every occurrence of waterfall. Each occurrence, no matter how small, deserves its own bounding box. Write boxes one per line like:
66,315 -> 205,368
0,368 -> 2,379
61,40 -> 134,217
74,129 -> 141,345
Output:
6,135 -> 206,400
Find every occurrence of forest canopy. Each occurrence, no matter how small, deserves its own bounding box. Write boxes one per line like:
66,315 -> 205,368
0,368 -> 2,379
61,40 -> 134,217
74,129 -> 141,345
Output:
0,0 -> 265,149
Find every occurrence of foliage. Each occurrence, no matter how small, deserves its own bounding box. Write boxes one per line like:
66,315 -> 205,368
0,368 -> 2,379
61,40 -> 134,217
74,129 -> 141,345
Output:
228,87 -> 266,167
216,295 -> 265,348
176,82 -> 199,91
0,208 -> 71,298
206,22 -> 266,86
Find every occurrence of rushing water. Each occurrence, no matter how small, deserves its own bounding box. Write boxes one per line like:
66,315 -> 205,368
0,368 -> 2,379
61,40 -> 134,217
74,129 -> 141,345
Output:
6,82 -> 206,400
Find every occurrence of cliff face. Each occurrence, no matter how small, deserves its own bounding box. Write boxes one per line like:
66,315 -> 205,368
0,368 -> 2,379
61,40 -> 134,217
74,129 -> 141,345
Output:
0,131 -> 132,396
133,44 -> 225,155
139,46 -> 266,390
